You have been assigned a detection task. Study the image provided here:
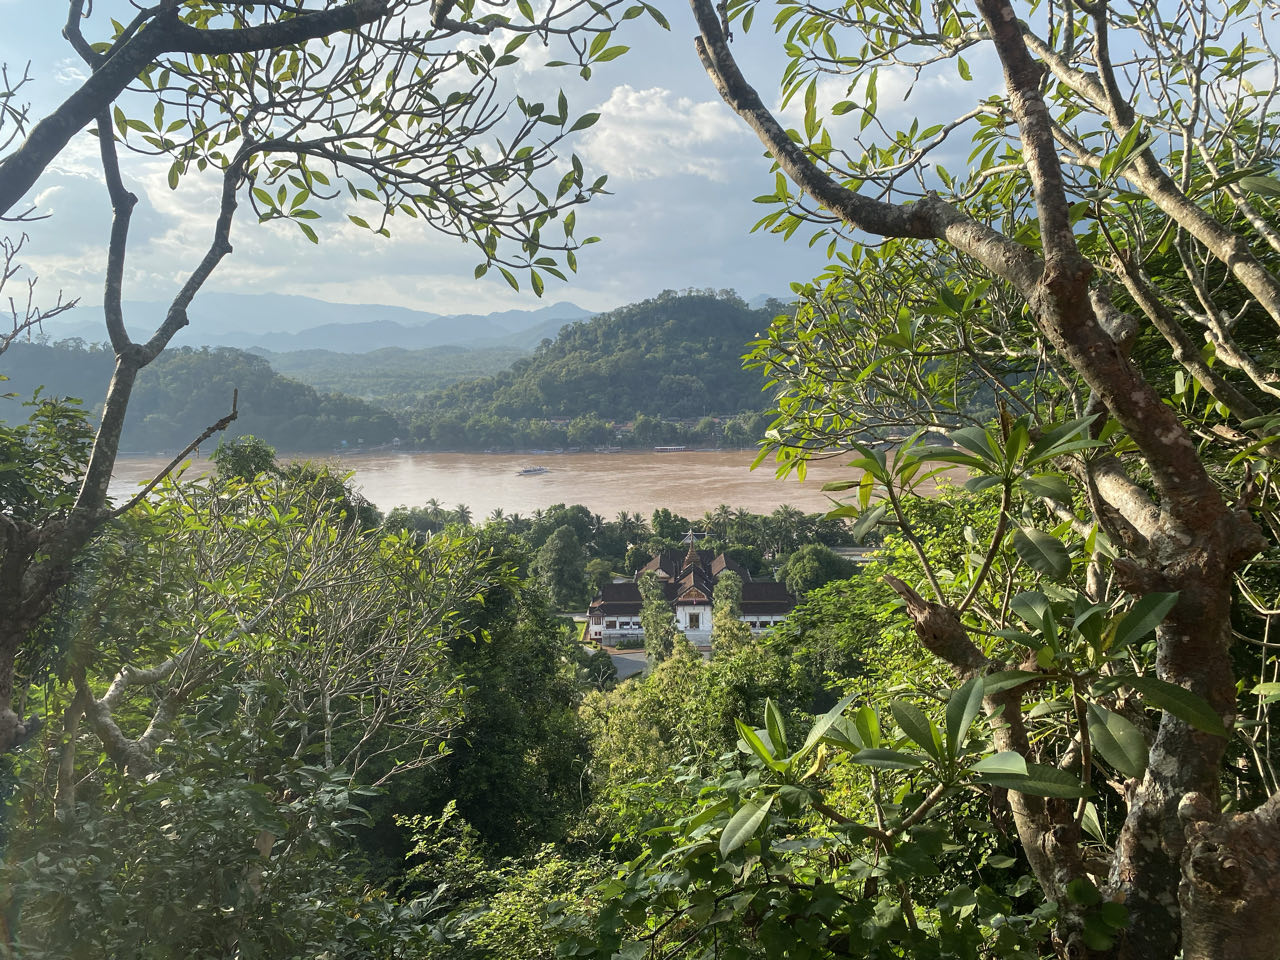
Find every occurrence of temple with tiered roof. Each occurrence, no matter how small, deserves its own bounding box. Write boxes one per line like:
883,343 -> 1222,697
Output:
586,539 -> 795,650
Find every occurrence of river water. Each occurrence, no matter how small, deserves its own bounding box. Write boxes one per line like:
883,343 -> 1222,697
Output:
109,450 -> 899,519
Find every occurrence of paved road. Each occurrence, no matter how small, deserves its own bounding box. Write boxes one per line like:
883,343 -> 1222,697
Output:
608,649 -> 647,680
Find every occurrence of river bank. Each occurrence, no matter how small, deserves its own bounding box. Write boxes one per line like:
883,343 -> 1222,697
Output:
110,449 -> 934,519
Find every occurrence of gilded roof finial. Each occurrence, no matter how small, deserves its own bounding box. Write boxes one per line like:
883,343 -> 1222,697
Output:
683,529 -> 701,571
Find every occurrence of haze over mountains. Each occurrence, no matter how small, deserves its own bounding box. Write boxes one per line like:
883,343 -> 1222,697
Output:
5,290 -> 795,451
49,291 -> 784,355
51,292 -> 597,353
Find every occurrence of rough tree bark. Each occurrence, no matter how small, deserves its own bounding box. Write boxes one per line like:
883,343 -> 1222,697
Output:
686,0 -> 1279,956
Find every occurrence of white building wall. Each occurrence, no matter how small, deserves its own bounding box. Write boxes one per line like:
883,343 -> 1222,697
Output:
677,604 -> 712,634
590,610 -> 787,647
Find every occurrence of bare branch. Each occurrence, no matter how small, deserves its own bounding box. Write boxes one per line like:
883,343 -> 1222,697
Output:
106,392 -> 238,521
0,234 -> 79,355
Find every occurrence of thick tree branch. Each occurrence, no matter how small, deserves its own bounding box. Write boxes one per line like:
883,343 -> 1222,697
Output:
696,1 -> 1278,955
141,160 -> 240,363
1022,26 -> 1280,330
690,0 -> 1044,292
882,571 -> 1090,946
72,160 -> 240,523
1179,790 -> 1280,960
0,0 -> 393,216
96,109 -> 135,354
692,0 -> 1236,544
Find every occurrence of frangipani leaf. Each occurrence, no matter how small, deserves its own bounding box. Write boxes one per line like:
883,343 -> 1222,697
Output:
945,677 -> 984,758
891,700 -> 941,759
1124,674 -> 1228,737
852,748 -> 924,770
970,751 -> 1027,776
720,795 -> 775,856
983,670 -> 1041,694
1086,703 -> 1148,779
1111,593 -> 1179,651
1012,527 -> 1071,580
976,762 -> 1089,798
802,693 -> 857,753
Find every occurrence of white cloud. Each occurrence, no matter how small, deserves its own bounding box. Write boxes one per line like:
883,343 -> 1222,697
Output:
578,85 -> 749,181
54,58 -> 88,86
6,4 -> 831,319
43,128 -> 104,181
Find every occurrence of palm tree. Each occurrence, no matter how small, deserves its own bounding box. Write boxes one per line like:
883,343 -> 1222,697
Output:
421,497 -> 445,533
488,507 -> 506,524
705,503 -> 733,540
769,504 -> 806,555
453,503 -> 473,527
614,510 -> 649,546
730,507 -> 760,546
702,510 -> 718,539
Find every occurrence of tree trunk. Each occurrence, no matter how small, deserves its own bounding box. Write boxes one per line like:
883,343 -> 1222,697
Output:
1179,791 -> 1280,960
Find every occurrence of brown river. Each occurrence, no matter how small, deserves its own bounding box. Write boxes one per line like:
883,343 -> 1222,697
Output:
109,450 -> 899,519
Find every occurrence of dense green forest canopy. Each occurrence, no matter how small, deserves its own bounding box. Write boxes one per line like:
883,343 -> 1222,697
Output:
408,290 -> 787,425
254,344 -> 529,410
394,290 -> 790,450
0,418 -> 892,957
380,489 -> 858,612
1,341 -> 399,451
3,290 -> 786,453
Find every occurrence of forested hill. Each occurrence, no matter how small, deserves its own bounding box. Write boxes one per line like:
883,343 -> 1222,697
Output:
1,342 -> 398,452
420,291 -> 789,423
253,343 -> 528,410
2,291 -> 791,454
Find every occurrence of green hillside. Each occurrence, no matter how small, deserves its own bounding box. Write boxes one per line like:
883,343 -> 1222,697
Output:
254,343 -> 528,410
405,290 -> 788,448
429,290 -> 784,420
2,291 -> 790,453
1,342 -> 399,452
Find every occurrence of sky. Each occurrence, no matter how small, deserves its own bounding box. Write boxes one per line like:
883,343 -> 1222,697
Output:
0,1 -> 999,322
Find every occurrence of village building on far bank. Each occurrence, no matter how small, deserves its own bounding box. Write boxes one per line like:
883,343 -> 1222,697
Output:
586,540 -> 795,650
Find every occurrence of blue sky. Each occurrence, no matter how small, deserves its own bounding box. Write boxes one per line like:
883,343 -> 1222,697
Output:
1,2 -> 996,319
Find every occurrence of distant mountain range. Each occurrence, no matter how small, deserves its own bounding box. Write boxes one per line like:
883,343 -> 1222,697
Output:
45,292 -> 597,353
3,290 -> 795,452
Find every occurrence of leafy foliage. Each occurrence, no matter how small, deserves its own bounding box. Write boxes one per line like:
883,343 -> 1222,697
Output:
639,570 -> 685,668
1,342 -> 399,451
0,392 -> 95,522
405,291 -> 786,449
212,433 -> 278,481
559,0 -> 1280,950
780,543 -> 857,596
532,525 -> 590,610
